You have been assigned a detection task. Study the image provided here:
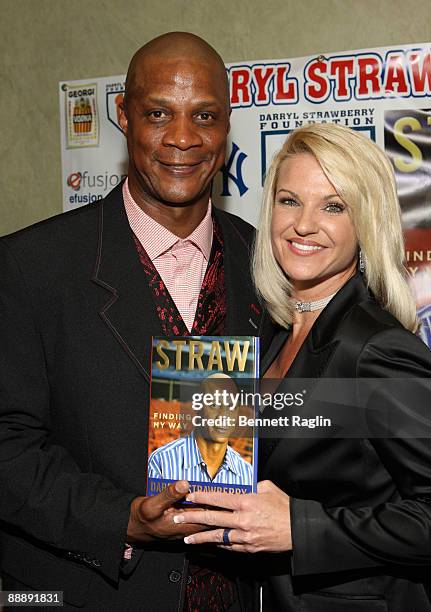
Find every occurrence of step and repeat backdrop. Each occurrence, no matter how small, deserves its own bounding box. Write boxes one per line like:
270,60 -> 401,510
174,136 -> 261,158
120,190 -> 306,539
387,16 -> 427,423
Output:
59,42 -> 431,345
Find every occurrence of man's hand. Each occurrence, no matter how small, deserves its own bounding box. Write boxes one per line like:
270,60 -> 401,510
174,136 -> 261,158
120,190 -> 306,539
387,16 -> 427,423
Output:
127,480 -> 207,542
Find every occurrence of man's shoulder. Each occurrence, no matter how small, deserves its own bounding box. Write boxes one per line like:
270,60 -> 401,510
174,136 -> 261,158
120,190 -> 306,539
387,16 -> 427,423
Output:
1,200 -> 100,257
213,207 -> 255,247
0,184 -> 123,267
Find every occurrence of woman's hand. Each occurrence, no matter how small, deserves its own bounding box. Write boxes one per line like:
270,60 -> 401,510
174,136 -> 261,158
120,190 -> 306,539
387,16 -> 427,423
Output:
173,480 -> 292,553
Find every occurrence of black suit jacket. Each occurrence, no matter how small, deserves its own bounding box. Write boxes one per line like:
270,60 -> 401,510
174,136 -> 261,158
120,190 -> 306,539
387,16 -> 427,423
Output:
259,274 -> 431,612
0,184 -> 274,611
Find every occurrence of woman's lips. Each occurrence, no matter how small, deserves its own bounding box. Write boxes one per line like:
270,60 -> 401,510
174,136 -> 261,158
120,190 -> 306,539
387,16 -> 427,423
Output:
287,240 -> 325,256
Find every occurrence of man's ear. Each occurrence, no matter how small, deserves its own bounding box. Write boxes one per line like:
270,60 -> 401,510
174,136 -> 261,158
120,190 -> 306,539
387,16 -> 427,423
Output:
118,99 -> 128,135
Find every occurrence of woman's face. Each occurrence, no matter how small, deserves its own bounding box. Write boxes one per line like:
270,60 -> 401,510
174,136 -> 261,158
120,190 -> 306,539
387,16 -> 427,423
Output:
271,153 -> 358,294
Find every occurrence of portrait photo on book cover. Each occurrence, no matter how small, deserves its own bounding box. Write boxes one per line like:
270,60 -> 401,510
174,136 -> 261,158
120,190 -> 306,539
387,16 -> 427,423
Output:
147,337 -> 259,496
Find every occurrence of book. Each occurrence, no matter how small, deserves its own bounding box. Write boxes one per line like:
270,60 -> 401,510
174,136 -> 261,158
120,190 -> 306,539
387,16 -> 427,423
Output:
146,336 -> 259,497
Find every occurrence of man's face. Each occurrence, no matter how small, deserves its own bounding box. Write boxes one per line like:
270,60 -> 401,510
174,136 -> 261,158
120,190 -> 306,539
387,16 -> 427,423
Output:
200,400 -> 238,443
198,377 -> 239,443
119,57 -> 230,207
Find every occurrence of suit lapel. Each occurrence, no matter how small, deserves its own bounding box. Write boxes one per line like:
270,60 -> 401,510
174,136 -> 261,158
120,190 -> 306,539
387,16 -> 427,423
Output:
260,274 -> 370,468
263,273 -> 370,379
91,195 -> 278,382
92,184 -> 162,382
261,330 -> 288,374
214,209 -> 263,336
260,330 -> 338,468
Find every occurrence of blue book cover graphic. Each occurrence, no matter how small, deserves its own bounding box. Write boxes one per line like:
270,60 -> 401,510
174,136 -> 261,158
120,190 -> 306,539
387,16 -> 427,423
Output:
147,336 -> 259,497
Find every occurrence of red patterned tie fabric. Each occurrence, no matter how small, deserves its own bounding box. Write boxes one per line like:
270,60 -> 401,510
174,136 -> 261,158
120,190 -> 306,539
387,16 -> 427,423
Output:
133,218 -> 237,611
134,218 -> 226,337
185,563 -> 237,612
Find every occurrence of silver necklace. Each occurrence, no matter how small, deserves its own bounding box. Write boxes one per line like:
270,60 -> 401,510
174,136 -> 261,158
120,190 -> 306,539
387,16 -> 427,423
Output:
294,292 -> 336,313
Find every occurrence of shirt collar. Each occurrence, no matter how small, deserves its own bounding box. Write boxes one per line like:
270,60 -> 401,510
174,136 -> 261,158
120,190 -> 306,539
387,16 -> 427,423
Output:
123,178 -> 213,261
222,445 -> 239,475
184,432 -> 238,475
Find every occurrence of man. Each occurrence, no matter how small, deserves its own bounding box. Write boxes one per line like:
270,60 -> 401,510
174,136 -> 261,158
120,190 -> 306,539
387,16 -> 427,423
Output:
0,32 -> 272,611
148,374 -> 253,486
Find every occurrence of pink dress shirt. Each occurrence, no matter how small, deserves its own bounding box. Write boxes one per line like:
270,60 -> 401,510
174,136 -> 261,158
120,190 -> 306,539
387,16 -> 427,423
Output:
122,179 -> 213,332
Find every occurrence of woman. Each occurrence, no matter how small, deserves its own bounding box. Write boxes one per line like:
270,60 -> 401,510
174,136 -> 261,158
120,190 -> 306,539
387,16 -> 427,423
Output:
173,124 -> 431,611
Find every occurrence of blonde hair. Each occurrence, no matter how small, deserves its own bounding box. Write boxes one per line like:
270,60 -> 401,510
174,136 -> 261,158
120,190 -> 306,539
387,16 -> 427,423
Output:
252,123 -> 418,332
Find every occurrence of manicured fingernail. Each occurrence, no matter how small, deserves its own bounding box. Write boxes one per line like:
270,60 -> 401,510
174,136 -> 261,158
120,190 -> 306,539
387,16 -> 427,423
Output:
173,515 -> 185,524
184,536 -> 194,544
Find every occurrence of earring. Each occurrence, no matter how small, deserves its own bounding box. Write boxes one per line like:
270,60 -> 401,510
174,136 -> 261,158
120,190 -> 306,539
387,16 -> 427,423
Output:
359,250 -> 365,274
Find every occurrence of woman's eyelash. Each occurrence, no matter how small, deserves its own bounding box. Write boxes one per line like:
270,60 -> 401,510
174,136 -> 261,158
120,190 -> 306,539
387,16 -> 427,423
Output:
279,198 -> 300,206
277,198 -> 345,213
324,203 -> 345,213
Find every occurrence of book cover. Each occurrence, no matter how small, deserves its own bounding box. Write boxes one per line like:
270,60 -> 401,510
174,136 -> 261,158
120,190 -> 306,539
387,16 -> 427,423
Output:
147,336 -> 259,497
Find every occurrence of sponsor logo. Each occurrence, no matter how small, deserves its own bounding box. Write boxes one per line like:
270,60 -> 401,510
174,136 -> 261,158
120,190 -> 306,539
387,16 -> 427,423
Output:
68,193 -> 104,206
63,83 -> 99,148
65,170 -> 126,206
220,142 -> 248,197
66,170 -> 126,191
67,172 -> 82,191
106,82 -> 125,133
73,97 -> 93,133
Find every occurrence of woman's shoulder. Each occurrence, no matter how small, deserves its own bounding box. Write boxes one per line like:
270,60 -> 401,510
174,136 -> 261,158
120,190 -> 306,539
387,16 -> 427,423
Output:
342,294 -> 403,336
341,298 -> 431,376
